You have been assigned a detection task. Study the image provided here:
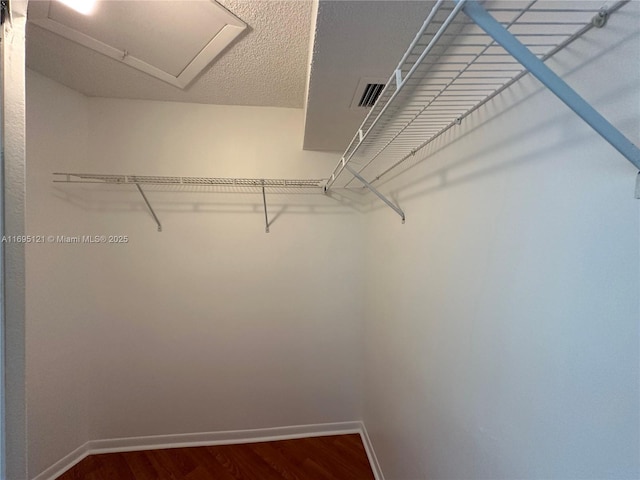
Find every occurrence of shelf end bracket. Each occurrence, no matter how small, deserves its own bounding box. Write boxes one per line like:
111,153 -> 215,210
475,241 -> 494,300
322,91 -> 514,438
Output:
345,164 -> 405,223
460,0 -> 640,171
135,183 -> 162,232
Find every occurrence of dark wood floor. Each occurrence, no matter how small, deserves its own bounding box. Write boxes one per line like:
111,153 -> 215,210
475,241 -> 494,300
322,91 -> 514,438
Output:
56,434 -> 375,480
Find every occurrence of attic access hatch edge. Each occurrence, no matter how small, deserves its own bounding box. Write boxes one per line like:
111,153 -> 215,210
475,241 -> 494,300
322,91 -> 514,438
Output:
28,0 -> 246,89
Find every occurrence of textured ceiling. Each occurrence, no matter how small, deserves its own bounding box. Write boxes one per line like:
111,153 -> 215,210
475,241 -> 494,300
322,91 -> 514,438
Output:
26,0 -> 313,108
27,0 -> 435,152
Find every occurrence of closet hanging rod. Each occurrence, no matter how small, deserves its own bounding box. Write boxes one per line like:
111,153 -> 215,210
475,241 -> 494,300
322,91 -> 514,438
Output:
325,0 -> 639,200
53,173 -> 326,190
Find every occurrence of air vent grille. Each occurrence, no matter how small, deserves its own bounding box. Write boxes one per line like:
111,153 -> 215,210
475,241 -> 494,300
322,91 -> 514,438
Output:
358,83 -> 385,108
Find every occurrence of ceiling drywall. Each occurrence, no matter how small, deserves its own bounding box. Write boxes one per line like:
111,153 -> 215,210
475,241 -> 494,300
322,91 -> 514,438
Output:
26,0 -> 434,152
26,0 -> 312,107
303,1 -> 434,151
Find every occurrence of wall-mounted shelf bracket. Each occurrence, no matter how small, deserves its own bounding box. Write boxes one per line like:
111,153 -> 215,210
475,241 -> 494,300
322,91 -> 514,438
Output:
261,181 -> 270,233
135,183 -> 162,232
345,164 -> 405,223
459,0 -> 640,171
592,8 -> 609,28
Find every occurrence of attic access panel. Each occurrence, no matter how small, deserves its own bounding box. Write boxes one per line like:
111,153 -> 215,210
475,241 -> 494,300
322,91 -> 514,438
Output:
28,0 -> 246,89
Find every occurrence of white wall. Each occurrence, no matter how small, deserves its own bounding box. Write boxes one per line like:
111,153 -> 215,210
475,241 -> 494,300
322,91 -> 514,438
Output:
26,74 -> 363,477
26,71 -> 92,478
83,99 -> 363,442
26,3 -> 640,479
361,3 -> 639,479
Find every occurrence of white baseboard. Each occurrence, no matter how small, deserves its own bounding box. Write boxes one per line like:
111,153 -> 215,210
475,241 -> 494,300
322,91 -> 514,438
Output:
31,443 -> 91,480
359,423 -> 386,480
32,421 -> 374,480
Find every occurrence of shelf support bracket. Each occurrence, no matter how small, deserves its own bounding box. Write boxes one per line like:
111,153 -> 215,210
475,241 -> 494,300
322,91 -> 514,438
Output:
345,164 -> 405,223
261,181 -> 270,233
135,183 -> 162,232
394,69 -> 403,88
460,0 -> 640,171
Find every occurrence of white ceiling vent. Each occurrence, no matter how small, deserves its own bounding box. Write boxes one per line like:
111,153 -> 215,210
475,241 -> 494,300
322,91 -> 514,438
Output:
350,77 -> 387,109
28,0 -> 247,89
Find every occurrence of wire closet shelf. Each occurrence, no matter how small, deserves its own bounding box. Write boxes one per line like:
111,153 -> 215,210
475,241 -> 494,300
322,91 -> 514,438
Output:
53,173 -> 326,233
53,0 -> 639,230
325,0 -> 634,191
53,173 -> 325,190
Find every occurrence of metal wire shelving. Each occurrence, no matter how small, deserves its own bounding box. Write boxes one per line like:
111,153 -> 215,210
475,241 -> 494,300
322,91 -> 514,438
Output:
53,173 -> 326,233
325,0 -> 640,220
52,173 -> 324,189
53,0 -> 640,229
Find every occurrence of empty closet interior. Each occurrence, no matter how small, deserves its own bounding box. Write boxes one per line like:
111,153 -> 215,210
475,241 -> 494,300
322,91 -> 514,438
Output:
21,0 -> 639,479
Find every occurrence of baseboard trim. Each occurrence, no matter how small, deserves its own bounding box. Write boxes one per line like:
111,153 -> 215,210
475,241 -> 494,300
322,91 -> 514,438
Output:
32,421 -> 367,480
31,443 -> 90,480
359,423 -> 386,480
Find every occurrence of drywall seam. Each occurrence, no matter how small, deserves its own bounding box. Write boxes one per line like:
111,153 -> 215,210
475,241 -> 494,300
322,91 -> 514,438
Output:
31,421 -> 366,480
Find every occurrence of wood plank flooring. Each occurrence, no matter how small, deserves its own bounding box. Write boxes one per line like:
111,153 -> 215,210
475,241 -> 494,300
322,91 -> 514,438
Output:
55,434 -> 375,480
